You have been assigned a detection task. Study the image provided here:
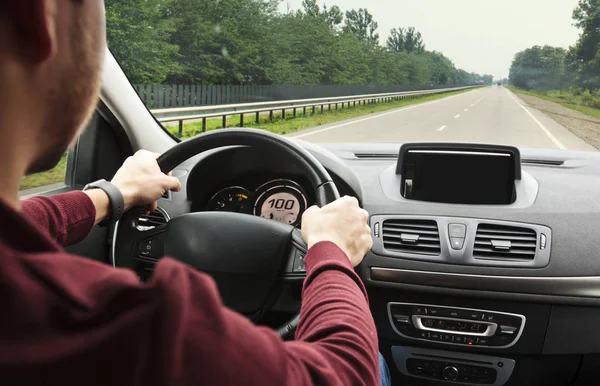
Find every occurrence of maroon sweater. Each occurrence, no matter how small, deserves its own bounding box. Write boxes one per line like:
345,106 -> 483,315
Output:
0,191 -> 379,385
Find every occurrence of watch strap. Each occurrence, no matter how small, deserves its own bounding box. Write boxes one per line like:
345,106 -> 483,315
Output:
83,179 -> 125,226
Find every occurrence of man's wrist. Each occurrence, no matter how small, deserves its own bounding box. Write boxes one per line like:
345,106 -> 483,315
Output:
111,180 -> 135,212
83,179 -> 125,226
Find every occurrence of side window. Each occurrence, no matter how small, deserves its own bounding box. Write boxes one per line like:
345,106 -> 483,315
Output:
19,153 -> 69,196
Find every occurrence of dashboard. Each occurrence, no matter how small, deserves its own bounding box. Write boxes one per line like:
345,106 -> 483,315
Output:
149,141 -> 600,386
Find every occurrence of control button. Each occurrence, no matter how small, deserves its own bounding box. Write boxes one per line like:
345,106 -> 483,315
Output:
459,374 -> 475,383
395,323 -> 413,336
443,333 -> 453,342
449,224 -> 467,238
419,331 -> 430,339
466,336 -> 477,345
374,222 -> 380,238
477,337 -> 489,345
139,237 -> 160,258
450,237 -> 465,250
447,309 -> 469,319
392,314 -> 410,324
500,325 -> 518,334
468,311 -> 483,320
428,307 -> 441,316
442,366 -> 459,381
453,335 -> 467,344
481,313 -> 496,322
414,305 -> 427,315
292,251 -> 306,273
430,333 -> 440,340
492,335 -> 512,346
423,360 -> 441,370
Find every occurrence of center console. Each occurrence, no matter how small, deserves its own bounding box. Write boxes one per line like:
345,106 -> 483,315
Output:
388,303 -> 526,349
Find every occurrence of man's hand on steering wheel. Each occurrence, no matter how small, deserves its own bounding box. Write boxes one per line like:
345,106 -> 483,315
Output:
111,150 -> 182,213
302,196 -> 372,267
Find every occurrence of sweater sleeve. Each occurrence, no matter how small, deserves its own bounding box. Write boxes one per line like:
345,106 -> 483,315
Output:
153,241 -> 380,386
20,191 -> 96,246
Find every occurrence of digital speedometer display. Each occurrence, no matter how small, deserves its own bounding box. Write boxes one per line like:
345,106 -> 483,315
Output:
253,180 -> 307,226
260,192 -> 301,224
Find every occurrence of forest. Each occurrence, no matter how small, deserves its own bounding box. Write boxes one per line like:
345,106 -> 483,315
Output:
105,0 -> 493,87
509,0 -> 599,106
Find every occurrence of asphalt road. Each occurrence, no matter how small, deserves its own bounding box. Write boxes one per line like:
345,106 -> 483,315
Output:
290,86 -> 597,151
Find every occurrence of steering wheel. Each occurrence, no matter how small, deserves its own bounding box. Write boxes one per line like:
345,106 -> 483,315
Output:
113,128 -> 340,340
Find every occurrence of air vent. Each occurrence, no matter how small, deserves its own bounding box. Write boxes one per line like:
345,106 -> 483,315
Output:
382,219 -> 441,255
354,153 -> 398,159
161,190 -> 171,200
137,208 -> 169,231
521,159 -> 564,166
474,224 -> 537,260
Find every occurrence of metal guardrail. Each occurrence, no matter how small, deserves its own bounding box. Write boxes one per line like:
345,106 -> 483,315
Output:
151,86 -> 479,137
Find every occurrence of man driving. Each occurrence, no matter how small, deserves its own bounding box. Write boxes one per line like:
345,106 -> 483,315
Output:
0,1 -> 389,384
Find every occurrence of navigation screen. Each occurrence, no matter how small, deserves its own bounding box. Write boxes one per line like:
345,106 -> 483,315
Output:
402,150 -> 516,205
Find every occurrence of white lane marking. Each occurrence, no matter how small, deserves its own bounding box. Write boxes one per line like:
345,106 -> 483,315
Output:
291,90 -> 477,139
437,125 -> 447,132
506,90 -> 566,150
470,104 -> 474,107
454,114 -> 460,118
464,108 -> 468,112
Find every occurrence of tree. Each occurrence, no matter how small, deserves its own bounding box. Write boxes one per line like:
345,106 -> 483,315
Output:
387,27 -> 424,53
344,8 -> 380,46
387,28 -> 405,52
105,0 -> 181,84
404,27 -> 425,54
105,0 -> 486,87
572,0 -> 600,89
509,46 -> 567,90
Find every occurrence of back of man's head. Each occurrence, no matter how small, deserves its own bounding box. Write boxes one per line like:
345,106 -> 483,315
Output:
0,0 -> 106,177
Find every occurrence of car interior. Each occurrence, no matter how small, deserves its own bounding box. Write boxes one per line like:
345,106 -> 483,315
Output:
25,50 -> 600,386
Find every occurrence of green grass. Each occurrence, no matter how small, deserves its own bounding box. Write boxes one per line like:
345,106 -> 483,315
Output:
19,153 -> 68,191
508,86 -> 600,120
169,88 -> 479,139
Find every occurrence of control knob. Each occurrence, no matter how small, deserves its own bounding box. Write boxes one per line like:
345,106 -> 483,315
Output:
442,365 -> 459,381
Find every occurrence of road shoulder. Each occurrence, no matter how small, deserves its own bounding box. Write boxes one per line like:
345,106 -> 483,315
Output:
512,91 -> 600,151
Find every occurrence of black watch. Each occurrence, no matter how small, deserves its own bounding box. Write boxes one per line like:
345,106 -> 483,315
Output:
83,179 -> 125,227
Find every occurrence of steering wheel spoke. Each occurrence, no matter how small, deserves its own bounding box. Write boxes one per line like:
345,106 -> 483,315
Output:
282,228 -> 308,282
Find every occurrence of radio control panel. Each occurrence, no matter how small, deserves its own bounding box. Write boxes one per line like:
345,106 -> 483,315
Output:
388,303 -> 526,349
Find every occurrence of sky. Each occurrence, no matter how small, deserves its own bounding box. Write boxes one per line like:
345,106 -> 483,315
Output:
279,0 -> 582,79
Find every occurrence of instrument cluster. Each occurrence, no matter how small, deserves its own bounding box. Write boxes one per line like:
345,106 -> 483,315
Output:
205,179 -> 308,226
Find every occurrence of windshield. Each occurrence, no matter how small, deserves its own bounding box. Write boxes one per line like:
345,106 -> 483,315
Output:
105,0 -> 600,151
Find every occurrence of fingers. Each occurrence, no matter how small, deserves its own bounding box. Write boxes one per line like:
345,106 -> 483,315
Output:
148,201 -> 158,213
162,176 -> 182,192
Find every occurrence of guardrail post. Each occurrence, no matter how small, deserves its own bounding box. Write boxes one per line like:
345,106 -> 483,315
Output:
222,115 -> 227,128
335,103 -> 338,110
303,106 -> 307,115
321,105 -> 324,113
282,109 -> 285,119
269,110 -> 274,121
178,120 -> 183,137
328,104 -> 331,111
240,113 -> 244,127
293,108 -> 296,117
202,117 -> 207,132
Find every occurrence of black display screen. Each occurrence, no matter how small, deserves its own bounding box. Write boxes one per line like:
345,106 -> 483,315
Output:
421,318 -> 487,334
401,150 -> 516,205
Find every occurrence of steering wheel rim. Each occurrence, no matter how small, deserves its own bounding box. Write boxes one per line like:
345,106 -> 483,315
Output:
115,128 -> 340,340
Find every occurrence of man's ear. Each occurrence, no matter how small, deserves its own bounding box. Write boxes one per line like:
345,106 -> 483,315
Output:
7,0 -> 57,63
